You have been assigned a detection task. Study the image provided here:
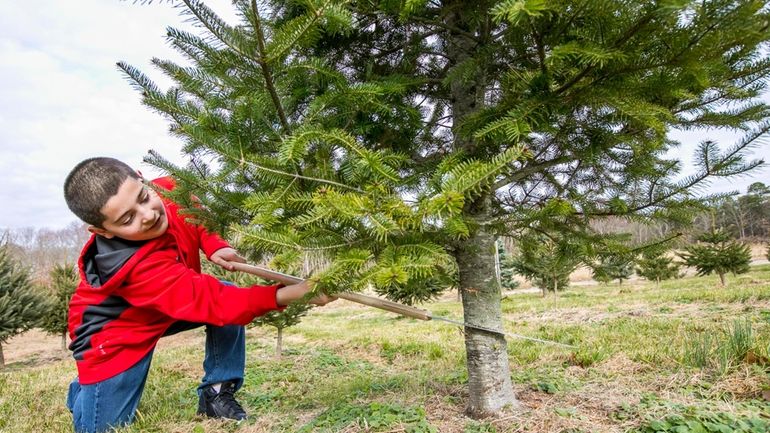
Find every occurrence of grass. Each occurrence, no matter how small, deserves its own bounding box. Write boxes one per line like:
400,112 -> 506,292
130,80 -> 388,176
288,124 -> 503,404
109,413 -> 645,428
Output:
2,267 -> 770,432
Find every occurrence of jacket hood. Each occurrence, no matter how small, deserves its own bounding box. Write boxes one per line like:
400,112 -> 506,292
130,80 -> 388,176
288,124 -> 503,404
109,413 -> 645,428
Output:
83,236 -> 146,288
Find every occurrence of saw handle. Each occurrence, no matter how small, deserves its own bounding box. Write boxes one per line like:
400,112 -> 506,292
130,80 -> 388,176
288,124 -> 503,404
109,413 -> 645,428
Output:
230,262 -> 432,321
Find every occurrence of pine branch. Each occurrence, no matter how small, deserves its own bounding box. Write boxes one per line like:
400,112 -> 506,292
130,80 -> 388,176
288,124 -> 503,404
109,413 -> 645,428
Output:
250,0 -> 291,132
554,8 -> 659,95
582,122 -> 770,217
236,153 -> 364,193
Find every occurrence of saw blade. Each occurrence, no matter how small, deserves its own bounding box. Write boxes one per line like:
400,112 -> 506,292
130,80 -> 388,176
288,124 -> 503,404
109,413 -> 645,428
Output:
430,316 -> 577,349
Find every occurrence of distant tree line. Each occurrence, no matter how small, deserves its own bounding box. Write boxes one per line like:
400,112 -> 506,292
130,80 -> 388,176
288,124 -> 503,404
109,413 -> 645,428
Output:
3,222 -> 89,281
495,185 -> 769,293
586,183 -> 770,244
702,182 -> 770,240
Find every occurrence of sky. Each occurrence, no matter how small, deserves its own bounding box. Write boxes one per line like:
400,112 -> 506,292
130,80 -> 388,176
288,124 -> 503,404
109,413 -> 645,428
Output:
0,1 -> 769,231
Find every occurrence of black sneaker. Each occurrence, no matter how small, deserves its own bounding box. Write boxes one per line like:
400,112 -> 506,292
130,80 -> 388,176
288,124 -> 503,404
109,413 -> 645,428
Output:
197,381 -> 248,421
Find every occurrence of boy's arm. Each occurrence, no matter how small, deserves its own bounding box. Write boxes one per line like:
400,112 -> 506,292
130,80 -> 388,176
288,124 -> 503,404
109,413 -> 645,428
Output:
197,226 -> 232,260
116,249 -> 287,325
195,222 -> 248,271
209,246 -> 246,271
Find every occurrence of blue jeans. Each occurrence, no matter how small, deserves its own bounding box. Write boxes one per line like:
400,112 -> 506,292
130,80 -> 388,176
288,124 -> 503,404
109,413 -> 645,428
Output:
66,323 -> 246,433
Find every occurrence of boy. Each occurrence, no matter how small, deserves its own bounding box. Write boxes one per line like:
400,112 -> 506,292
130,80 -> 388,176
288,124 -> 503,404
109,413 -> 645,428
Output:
63,157 -> 331,433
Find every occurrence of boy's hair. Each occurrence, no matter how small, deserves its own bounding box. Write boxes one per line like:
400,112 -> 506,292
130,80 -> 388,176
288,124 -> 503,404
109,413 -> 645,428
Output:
64,157 -> 140,227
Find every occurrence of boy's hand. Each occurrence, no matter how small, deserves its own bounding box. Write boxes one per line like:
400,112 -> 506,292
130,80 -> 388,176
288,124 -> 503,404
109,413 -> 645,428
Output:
309,293 -> 337,306
210,247 -> 247,271
276,280 -> 338,306
305,278 -> 337,306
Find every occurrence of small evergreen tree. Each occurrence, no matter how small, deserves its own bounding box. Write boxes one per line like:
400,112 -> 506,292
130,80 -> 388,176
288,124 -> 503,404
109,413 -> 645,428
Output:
680,229 -> 751,286
592,252 -> 635,286
508,233 -> 582,296
636,250 -> 680,288
39,263 -> 78,351
497,241 -> 519,291
251,302 -> 310,357
203,255 -> 313,356
0,242 -> 47,367
249,251 -> 312,357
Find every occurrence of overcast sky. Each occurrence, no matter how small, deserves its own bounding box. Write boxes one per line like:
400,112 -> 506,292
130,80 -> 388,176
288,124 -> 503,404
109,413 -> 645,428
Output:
1,1 -> 769,231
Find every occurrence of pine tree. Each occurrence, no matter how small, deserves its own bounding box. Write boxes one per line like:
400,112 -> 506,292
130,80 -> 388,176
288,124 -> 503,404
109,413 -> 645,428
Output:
251,302 -> 310,357
203,256 -> 313,356
497,241 -> 520,290
249,249 -> 312,357
592,252 -> 636,286
39,263 -> 78,351
636,250 -> 680,288
680,229 -> 751,286
126,0 -> 770,416
0,242 -> 47,367
508,232 -> 582,296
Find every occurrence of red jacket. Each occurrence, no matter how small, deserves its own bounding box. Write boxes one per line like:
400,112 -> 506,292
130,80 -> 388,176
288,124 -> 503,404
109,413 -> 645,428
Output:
68,177 -> 281,384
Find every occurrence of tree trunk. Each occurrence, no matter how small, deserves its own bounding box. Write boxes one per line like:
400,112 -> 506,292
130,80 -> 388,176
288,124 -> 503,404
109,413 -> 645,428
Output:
494,239 -> 502,290
61,332 -> 68,352
455,205 -> 519,417
0,342 -> 4,367
276,327 -> 283,358
719,272 -> 726,287
444,0 -> 518,417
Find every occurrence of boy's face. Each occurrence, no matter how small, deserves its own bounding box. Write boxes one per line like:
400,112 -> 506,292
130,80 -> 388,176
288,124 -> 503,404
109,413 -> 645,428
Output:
88,177 -> 168,241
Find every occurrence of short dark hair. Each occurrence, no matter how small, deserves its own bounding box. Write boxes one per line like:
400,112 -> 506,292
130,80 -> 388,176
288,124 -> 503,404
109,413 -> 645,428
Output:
63,157 -> 140,227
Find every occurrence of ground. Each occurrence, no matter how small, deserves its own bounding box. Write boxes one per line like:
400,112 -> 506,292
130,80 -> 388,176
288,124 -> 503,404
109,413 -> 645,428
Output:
2,262 -> 770,433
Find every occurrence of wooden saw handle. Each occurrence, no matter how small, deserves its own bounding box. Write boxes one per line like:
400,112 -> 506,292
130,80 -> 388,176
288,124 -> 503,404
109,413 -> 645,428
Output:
230,262 -> 432,321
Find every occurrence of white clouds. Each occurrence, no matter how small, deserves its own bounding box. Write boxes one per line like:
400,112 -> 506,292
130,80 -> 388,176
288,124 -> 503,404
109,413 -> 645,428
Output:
0,0 -> 233,229
0,1 -> 768,230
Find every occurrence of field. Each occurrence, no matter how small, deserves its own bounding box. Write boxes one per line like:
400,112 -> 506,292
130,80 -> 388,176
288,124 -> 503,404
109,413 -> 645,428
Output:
2,266 -> 770,433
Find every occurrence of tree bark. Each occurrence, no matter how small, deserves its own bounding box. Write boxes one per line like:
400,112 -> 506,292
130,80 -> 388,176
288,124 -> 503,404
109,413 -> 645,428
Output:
61,332 -> 68,352
444,0 -> 518,417
454,198 -> 519,417
719,272 -> 726,287
0,343 -> 4,367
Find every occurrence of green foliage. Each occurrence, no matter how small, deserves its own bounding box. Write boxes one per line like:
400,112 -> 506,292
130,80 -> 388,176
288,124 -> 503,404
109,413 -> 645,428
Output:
507,232 -> 583,294
497,241 -> 520,290
4,264 -> 770,431
251,301 -> 311,332
0,243 -> 46,347
251,251 -> 313,339
592,252 -> 636,285
680,229 -> 751,286
464,421 -> 498,433
380,339 -> 443,363
204,257 -> 312,352
126,0 -> 770,310
681,318 -> 757,373
123,0 -> 770,414
632,395 -> 770,433
636,250 -> 680,285
39,263 -> 78,340
298,402 -> 437,432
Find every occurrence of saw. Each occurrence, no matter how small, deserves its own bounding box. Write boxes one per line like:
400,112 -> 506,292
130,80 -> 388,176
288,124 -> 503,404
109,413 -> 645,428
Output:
230,262 -> 576,349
